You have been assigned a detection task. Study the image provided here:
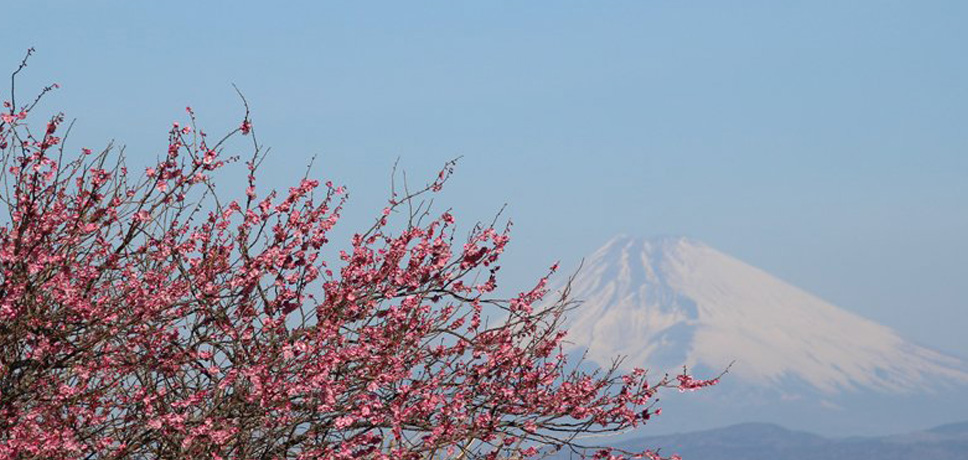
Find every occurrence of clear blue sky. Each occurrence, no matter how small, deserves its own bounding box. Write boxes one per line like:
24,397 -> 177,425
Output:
5,1 -> 967,355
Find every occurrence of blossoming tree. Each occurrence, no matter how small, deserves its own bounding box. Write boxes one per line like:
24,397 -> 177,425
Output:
0,51 -> 718,460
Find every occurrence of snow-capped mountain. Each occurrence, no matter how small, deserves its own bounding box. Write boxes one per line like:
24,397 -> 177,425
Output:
560,235 -> 968,394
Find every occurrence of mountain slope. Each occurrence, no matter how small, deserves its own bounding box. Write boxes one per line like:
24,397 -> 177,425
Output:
561,235 -> 968,394
545,421 -> 968,460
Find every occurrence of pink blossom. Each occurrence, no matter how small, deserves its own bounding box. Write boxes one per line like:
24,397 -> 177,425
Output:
0,66 -> 714,460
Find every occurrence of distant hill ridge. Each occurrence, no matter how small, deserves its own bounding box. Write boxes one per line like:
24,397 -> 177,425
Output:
545,420 -> 968,460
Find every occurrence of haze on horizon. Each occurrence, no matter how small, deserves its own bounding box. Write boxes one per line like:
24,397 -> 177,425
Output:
4,1 -> 965,361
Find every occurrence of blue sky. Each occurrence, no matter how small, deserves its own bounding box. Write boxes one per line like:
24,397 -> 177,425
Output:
4,1 -> 967,355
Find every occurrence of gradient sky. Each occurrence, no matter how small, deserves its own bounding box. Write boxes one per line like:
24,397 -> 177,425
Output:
4,1 -> 967,356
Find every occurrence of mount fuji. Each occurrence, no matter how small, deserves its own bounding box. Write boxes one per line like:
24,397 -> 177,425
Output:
555,235 -> 968,435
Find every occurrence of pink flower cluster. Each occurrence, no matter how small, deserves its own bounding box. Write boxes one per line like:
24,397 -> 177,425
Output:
0,62 -> 716,460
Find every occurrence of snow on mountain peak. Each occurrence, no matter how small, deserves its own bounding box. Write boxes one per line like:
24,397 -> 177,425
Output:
561,235 -> 968,394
